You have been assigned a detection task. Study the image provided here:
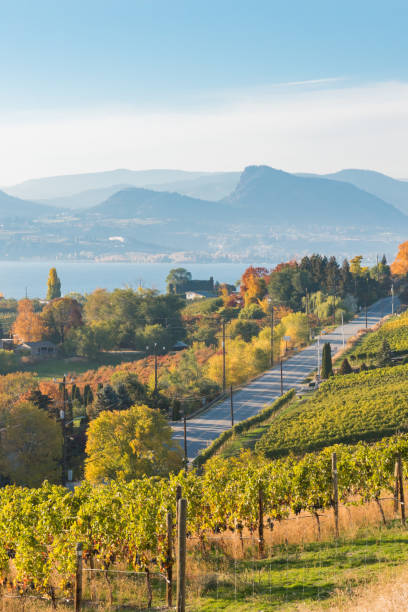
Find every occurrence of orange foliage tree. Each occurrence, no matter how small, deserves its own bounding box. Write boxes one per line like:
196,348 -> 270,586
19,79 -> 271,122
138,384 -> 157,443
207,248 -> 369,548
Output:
391,241 -> 408,276
12,299 -> 48,343
240,266 -> 269,307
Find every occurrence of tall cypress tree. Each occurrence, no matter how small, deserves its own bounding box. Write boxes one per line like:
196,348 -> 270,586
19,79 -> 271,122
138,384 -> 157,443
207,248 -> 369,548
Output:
321,342 -> 333,379
46,268 -> 61,300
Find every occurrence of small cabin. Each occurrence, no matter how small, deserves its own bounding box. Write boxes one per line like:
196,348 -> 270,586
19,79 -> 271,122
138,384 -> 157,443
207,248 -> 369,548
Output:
16,341 -> 57,359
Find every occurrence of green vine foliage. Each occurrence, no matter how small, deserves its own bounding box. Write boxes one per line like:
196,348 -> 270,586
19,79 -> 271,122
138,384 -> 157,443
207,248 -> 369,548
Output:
0,434 -> 407,598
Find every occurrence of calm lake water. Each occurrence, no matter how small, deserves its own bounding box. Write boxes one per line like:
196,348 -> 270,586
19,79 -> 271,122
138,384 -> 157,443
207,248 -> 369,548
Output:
0,262 -> 262,299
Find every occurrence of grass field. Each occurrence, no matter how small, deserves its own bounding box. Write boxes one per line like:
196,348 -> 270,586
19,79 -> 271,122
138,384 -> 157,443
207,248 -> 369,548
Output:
256,363 -> 408,458
19,351 -> 143,379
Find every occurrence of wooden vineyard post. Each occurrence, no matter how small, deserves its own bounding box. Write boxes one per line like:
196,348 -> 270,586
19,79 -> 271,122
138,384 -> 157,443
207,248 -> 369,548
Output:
332,452 -> 339,538
176,498 -> 187,612
397,456 -> 406,526
176,484 -> 182,526
166,511 -> 173,607
258,487 -> 265,558
394,460 -> 400,514
74,542 -> 83,612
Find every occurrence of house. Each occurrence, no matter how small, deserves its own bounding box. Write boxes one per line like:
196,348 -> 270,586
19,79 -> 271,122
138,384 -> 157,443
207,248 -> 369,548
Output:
185,290 -> 217,300
0,339 -> 14,350
16,341 -> 58,359
169,276 -> 217,298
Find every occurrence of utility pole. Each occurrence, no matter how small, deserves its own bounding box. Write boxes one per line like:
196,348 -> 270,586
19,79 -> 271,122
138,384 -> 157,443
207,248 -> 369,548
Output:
317,337 -> 320,380
222,319 -> 226,392
280,359 -> 283,395
365,303 -> 368,328
341,312 -> 345,348
230,385 -> 234,427
154,343 -> 158,393
270,306 -> 274,367
392,283 -> 395,315
183,413 -> 188,468
60,375 -> 67,486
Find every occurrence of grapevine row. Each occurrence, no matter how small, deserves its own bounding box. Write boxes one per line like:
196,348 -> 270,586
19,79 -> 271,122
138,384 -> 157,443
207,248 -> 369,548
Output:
0,433 -> 407,598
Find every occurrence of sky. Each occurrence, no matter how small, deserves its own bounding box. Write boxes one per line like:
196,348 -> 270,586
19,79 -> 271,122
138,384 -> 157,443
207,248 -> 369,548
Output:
1,0 -> 408,184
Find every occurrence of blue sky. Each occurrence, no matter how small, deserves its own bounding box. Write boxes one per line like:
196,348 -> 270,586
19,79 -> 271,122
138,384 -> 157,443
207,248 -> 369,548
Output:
1,0 -> 408,182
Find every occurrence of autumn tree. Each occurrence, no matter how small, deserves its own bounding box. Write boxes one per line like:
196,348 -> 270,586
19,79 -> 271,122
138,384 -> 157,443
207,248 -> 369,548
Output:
46,267 -> 61,300
0,401 -> 62,486
42,297 -> 82,343
240,266 -> 268,307
391,241 -> 408,276
84,404 -> 183,483
12,299 -> 48,342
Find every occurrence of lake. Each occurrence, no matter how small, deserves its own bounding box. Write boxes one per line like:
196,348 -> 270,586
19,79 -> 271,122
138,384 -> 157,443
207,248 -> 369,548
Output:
0,261 -> 263,299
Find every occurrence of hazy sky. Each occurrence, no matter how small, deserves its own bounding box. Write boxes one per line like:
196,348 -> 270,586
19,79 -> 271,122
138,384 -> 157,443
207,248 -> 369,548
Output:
1,0 -> 408,184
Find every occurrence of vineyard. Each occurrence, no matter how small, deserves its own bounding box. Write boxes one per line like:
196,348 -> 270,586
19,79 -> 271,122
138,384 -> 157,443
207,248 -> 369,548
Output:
1,433 -> 408,609
256,363 -> 408,457
349,309 -> 408,361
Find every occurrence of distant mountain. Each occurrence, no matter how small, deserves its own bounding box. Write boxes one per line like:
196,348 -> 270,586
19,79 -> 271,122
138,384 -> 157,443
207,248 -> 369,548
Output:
0,190 -> 54,219
223,165 -> 407,228
88,186 -> 230,225
36,184 -> 134,209
145,172 -> 240,201
318,169 -> 408,215
5,169 -> 215,201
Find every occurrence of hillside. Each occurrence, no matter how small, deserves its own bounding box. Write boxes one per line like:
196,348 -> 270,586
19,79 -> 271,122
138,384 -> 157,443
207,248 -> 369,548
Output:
0,190 -> 54,219
145,171 -> 240,201
36,183 -> 133,209
255,364 -> 408,457
224,165 -> 407,228
323,169 -> 408,215
87,186 -> 231,225
5,169 -> 215,200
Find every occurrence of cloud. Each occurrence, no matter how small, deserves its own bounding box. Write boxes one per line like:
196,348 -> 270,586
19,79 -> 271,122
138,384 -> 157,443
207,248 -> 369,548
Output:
1,80 -> 408,185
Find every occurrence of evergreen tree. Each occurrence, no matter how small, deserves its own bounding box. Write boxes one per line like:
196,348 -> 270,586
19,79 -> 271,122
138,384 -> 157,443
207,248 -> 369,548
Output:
320,342 -> 333,379
83,384 -> 94,406
27,389 -> 53,413
338,358 -> 352,375
115,383 -> 132,410
377,339 -> 393,367
93,384 -> 119,413
46,268 -> 61,300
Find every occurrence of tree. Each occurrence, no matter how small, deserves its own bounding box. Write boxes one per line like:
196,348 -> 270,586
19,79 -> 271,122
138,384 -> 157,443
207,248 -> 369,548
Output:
12,299 -> 48,342
0,401 -> 62,486
27,388 -> 54,413
0,350 -> 19,375
378,339 -> 393,367
320,342 -> 333,379
92,384 -> 119,414
110,371 -> 149,406
42,297 -> 82,343
391,241 -> 408,276
166,268 -> 192,293
240,266 -> 268,306
84,404 -> 183,483
46,267 -> 61,300
338,358 -> 353,375
115,383 -> 132,410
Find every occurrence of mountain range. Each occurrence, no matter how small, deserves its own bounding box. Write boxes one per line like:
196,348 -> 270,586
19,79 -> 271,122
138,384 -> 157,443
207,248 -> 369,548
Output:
1,165 -> 408,262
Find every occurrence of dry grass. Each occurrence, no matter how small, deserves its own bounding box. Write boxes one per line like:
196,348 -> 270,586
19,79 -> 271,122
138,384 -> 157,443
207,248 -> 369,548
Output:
328,564 -> 408,611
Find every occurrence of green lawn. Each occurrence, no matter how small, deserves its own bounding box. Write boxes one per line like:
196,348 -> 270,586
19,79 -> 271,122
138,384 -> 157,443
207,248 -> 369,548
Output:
19,351 -> 143,379
188,523 -> 408,610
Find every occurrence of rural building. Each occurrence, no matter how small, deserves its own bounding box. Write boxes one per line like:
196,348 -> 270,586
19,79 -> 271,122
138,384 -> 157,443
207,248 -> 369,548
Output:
16,340 -> 58,358
169,276 -> 216,298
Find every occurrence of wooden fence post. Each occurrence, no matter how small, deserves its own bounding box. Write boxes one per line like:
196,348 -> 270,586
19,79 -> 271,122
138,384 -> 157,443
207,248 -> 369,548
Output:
176,498 -> 187,612
74,542 -> 83,612
166,511 -> 173,608
258,487 -> 265,558
394,460 -> 399,514
332,452 -> 339,538
397,456 -> 406,526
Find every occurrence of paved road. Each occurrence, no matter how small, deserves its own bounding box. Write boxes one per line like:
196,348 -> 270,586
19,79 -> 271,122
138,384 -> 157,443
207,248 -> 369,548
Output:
172,297 -> 398,460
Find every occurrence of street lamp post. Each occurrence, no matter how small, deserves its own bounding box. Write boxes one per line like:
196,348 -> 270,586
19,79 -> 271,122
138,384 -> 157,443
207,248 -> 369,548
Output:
146,343 -> 166,394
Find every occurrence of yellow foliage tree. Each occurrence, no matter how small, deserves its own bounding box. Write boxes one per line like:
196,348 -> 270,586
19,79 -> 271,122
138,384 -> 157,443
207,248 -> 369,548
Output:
85,404 -> 183,483
280,312 -> 310,349
12,299 -> 48,343
391,241 -> 408,276
0,401 -> 62,486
